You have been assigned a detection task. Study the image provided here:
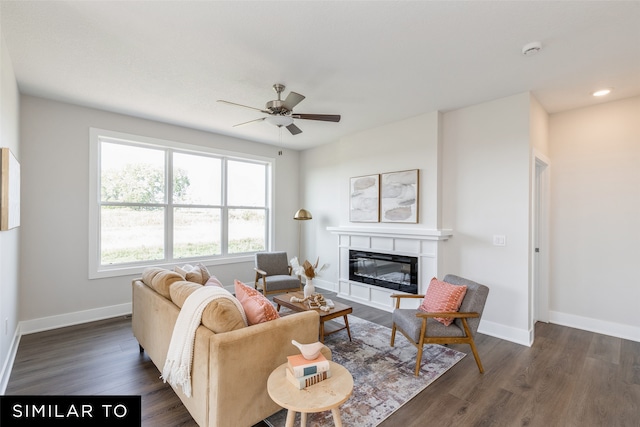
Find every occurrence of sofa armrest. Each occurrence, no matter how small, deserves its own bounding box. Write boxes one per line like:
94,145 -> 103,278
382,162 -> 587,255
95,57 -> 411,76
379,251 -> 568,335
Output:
206,310 -> 329,427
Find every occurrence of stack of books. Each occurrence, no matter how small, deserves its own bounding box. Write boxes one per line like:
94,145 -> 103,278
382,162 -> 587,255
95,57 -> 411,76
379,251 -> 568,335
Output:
285,353 -> 331,389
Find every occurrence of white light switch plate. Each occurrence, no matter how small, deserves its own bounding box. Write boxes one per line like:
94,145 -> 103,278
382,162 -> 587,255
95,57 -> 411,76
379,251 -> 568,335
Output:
493,235 -> 506,246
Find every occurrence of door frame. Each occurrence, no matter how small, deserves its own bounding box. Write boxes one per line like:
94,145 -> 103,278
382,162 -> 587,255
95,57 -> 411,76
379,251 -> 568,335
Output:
531,150 -> 550,330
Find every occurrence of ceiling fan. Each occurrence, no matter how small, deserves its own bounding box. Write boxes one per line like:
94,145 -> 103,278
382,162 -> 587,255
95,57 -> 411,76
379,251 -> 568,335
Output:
217,84 -> 340,135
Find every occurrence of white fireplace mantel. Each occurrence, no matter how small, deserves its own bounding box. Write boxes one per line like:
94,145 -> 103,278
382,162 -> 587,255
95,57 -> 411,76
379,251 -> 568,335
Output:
327,226 -> 453,240
326,226 -> 453,312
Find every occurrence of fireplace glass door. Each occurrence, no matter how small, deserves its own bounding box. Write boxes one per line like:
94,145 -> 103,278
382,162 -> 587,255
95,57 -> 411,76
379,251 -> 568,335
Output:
349,250 -> 418,294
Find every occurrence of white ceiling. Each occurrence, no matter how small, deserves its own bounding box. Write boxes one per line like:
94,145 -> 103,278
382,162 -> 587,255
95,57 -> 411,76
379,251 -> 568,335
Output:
2,1 -> 639,150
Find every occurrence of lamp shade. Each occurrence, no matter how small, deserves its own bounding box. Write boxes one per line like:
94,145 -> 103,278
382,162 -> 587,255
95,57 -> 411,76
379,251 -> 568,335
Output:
293,208 -> 312,220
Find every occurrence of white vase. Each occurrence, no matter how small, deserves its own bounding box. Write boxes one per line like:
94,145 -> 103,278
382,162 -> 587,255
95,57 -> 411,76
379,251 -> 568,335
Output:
303,278 -> 315,298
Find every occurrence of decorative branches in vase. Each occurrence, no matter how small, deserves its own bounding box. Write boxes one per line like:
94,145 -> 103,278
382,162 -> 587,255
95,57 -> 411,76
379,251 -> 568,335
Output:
290,257 -> 328,298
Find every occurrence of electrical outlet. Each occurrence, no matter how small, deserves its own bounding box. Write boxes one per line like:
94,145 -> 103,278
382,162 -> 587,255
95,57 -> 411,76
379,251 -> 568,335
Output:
493,235 -> 506,246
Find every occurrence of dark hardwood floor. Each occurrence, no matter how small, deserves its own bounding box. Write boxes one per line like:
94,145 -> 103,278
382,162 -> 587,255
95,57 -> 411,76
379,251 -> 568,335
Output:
6,292 -> 639,426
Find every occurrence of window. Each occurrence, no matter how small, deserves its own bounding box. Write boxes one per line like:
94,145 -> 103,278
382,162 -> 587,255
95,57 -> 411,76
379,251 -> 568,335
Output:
89,128 -> 273,278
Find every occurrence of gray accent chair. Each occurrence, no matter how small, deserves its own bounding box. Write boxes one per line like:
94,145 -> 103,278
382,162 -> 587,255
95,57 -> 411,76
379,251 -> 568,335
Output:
390,274 -> 490,376
254,251 -> 302,295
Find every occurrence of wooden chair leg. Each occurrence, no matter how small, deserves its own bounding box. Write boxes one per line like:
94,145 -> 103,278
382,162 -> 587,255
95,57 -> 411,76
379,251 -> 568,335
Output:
390,323 -> 397,346
468,338 -> 484,373
414,345 -> 424,376
414,320 -> 428,376
461,318 -> 484,373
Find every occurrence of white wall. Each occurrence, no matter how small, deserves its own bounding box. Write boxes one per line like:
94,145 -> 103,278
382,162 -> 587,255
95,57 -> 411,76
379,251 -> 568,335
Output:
548,96 -> 640,341
301,99 -> 541,345
0,33 -> 20,393
530,96 -> 550,157
441,93 -> 533,345
18,95 -> 301,331
298,112 -> 442,289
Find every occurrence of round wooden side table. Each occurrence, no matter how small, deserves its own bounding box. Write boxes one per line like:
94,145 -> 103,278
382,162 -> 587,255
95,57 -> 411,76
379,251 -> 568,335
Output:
267,360 -> 354,427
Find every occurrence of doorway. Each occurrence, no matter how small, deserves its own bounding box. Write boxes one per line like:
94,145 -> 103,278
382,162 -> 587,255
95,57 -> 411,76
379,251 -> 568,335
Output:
532,152 -> 550,327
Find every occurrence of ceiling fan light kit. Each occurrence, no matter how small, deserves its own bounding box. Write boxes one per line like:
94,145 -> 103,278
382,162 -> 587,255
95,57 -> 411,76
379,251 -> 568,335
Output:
218,83 -> 340,135
266,115 -> 294,127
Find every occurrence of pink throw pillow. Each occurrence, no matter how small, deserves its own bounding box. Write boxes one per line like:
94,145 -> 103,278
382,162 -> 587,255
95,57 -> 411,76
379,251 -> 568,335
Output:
234,280 -> 280,325
204,276 -> 224,288
419,277 -> 467,326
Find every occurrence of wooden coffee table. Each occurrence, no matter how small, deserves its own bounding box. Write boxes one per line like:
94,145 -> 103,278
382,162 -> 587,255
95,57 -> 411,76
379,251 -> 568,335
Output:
273,291 -> 353,343
267,360 -> 353,427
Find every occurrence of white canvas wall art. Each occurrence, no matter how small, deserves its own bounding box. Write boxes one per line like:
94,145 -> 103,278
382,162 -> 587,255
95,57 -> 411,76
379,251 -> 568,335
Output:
381,169 -> 418,223
350,174 -> 379,222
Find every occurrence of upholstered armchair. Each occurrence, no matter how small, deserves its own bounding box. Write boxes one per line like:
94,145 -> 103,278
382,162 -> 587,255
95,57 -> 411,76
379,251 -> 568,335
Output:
390,274 -> 489,376
254,251 -> 302,295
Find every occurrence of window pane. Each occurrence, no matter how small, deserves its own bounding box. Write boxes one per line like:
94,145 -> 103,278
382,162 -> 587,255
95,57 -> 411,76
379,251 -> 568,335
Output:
173,153 -> 221,205
227,160 -> 266,207
101,142 -> 165,204
228,209 -> 266,254
174,208 -> 221,258
101,206 -> 164,264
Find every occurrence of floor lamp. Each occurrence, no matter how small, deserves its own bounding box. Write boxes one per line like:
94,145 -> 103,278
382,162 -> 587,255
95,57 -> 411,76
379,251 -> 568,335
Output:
294,208 -> 312,260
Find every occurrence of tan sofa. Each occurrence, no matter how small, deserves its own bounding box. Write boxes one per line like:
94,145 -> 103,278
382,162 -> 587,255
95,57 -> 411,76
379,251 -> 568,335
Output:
132,270 -> 331,427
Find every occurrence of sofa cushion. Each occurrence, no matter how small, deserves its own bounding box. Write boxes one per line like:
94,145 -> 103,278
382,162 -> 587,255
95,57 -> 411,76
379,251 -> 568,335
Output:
142,267 -> 184,299
170,281 -> 203,308
141,267 -> 164,286
170,281 -> 246,333
202,297 -> 247,333
419,277 -> 467,326
234,280 -> 280,325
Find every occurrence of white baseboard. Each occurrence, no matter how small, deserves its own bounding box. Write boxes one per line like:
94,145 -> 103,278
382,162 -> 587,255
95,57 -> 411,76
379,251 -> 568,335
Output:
478,319 -> 533,347
19,303 -> 132,336
549,311 -> 640,343
0,327 -> 21,395
316,283 -> 639,345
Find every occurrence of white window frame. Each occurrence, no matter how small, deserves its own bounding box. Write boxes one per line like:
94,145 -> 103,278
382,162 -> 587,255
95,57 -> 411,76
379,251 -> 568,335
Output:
89,128 -> 274,279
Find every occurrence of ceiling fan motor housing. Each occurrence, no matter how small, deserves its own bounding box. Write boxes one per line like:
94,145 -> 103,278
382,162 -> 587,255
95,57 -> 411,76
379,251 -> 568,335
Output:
265,99 -> 288,114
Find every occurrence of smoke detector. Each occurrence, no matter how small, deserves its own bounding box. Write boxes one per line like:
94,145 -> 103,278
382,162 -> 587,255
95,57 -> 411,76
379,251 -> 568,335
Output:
522,41 -> 542,56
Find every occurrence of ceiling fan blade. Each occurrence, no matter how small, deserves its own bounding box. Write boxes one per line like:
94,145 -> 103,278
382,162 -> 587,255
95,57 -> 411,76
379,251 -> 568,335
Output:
218,99 -> 270,114
286,123 -> 303,135
291,113 -> 341,122
282,92 -> 305,111
233,117 -> 266,127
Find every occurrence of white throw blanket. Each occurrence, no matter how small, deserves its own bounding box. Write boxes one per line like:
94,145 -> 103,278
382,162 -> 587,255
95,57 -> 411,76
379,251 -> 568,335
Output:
162,286 -> 247,397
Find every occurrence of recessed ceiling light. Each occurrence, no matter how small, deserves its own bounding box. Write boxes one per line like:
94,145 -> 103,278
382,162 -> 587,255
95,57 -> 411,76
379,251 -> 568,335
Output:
592,89 -> 612,97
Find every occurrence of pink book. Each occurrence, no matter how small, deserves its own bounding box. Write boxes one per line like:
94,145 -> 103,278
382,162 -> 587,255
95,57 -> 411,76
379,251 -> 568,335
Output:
286,353 -> 330,377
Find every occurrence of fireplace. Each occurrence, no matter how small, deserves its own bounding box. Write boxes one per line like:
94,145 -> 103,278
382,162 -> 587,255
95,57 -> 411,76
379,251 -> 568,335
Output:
349,250 -> 418,294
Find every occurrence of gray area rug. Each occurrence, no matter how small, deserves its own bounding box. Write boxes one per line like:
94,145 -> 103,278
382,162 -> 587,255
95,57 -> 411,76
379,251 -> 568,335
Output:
265,315 -> 465,426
